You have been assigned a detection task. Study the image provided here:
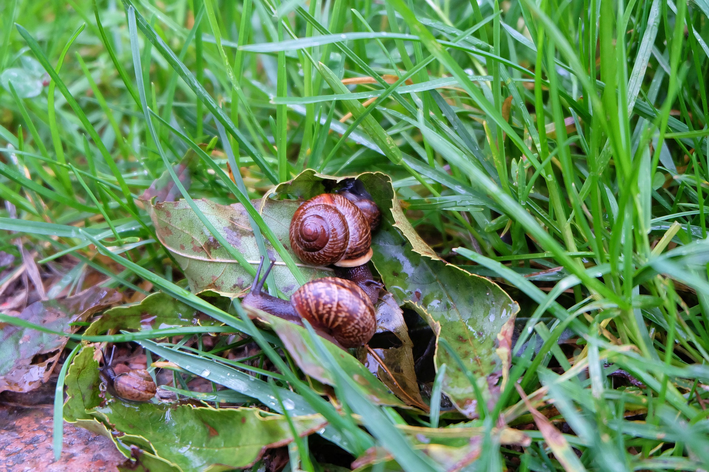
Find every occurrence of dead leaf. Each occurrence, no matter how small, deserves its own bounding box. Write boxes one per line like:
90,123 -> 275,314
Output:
0,287 -> 122,393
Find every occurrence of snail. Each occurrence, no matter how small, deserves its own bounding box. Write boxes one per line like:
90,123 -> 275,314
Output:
289,180 -> 381,268
242,257 -> 380,348
99,348 -> 157,402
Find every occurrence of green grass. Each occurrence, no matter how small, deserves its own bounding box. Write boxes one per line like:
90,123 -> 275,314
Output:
1,0 -> 709,470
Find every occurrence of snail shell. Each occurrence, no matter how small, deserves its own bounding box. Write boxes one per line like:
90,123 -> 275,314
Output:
114,370 -> 157,402
291,277 -> 376,348
339,189 -> 381,231
102,366 -> 157,402
289,194 -> 372,267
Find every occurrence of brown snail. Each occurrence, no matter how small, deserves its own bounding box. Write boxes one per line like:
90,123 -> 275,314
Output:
242,258 -> 380,348
99,348 -> 157,402
289,181 -> 381,268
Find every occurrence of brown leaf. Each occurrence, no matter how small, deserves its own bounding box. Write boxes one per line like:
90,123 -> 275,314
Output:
495,317 -> 515,392
0,287 -> 122,393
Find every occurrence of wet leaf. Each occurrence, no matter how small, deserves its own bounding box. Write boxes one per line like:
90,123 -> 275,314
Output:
0,287 -> 121,393
63,346 -> 102,422
0,68 -> 44,97
65,347 -> 174,463
64,347 -> 328,471
92,402 -> 327,472
361,294 -> 426,409
362,174 -> 518,417
149,198 -> 329,296
137,338 -> 354,452
85,292 -> 220,336
258,311 -> 407,407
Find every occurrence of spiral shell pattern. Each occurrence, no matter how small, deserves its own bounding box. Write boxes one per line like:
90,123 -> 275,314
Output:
290,194 -> 372,266
291,277 -> 376,348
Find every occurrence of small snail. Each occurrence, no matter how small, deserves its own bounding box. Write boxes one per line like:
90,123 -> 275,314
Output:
289,181 -> 381,268
242,258 -> 380,348
99,348 -> 157,402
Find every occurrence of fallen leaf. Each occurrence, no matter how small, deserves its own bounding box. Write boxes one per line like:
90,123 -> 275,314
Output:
359,173 -> 519,418
149,198 -> 330,296
64,345 -> 329,472
92,402 -> 327,472
85,292 -> 221,336
0,287 -> 121,393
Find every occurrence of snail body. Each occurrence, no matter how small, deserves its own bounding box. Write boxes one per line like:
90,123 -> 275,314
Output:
242,258 -> 378,348
289,183 -> 381,268
100,356 -> 157,402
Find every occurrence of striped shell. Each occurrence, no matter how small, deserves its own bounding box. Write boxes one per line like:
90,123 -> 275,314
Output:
291,277 -> 376,348
289,194 -> 372,267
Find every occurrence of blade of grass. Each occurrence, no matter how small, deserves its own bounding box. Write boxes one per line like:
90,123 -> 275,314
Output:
121,0 -> 279,184
53,343 -> 81,461
47,23 -> 85,193
15,24 -> 139,214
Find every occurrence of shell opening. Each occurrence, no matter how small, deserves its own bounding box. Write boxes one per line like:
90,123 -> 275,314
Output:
333,248 -> 373,267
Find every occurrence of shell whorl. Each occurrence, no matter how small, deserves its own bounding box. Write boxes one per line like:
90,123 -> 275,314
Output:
290,194 -> 372,267
291,277 -> 376,348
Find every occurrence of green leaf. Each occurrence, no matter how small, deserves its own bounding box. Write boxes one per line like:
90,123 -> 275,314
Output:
360,173 -> 519,417
85,292 -> 222,336
136,339 -> 355,452
149,198 -> 330,296
63,346 -> 102,422
65,346 -> 328,471
92,401 -> 327,471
